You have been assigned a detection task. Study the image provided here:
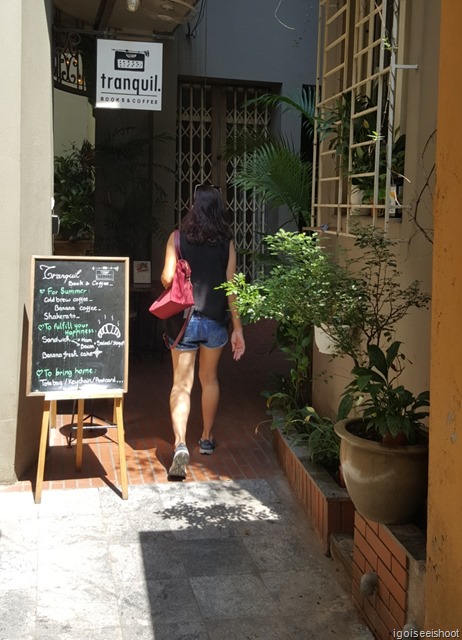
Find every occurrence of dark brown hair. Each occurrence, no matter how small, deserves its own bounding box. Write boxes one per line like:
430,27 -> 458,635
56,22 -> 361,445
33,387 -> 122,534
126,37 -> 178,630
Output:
181,186 -> 232,245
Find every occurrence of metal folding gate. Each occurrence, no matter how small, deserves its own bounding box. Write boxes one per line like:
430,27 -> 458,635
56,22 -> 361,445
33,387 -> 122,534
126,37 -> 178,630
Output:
177,80 -> 273,278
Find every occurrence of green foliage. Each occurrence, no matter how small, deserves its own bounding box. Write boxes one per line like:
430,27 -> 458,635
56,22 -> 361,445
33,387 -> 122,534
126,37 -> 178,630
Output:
54,140 -> 95,241
318,92 -> 406,201
338,342 -> 430,443
294,407 -> 340,467
265,397 -> 340,469
221,228 -> 361,470
318,93 -> 376,183
247,87 -> 316,125
231,141 -> 312,224
222,224 -> 430,445
322,225 -> 431,366
221,229 -> 362,334
273,322 -> 313,408
258,322 -> 314,440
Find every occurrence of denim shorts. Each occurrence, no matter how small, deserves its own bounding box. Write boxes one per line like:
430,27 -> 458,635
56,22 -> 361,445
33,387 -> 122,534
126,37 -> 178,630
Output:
168,312 -> 229,351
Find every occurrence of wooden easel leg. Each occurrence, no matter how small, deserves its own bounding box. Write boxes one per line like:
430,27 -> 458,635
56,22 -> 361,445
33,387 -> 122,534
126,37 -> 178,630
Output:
50,400 -> 57,429
35,400 -> 51,504
114,397 -> 128,499
112,396 -> 124,424
75,398 -> 85,471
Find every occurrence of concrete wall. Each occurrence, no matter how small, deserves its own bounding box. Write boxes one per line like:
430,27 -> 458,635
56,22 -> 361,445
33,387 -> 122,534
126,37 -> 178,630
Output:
53,90 -> 95,155
426,0 -> 462,627
0,0 -> 54,482
177,0 -> 318,86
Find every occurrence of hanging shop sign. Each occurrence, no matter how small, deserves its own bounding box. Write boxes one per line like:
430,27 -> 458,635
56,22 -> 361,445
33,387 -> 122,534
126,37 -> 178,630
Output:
96,39 -> 163,111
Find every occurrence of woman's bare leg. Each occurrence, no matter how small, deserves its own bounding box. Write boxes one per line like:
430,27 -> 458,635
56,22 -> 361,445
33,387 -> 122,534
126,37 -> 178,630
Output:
198,345 -> 224,442
170,349 -> 197,447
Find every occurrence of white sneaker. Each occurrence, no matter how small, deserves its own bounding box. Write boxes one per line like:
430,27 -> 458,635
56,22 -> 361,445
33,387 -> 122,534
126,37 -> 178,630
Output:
168,443 -> 189,478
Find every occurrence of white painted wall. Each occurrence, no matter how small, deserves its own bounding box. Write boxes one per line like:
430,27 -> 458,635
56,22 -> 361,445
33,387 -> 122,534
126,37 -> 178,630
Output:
0,0 -> 54,481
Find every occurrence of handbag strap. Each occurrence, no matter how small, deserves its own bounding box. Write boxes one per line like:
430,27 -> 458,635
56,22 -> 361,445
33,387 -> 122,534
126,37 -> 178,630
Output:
163,307 -> 193,350
174,229 -> 182,260
174,230 -> 191,278
164,230 -> 193,350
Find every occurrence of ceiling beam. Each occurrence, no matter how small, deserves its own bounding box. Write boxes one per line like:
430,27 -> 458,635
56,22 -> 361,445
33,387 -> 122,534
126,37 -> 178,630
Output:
94,0 -> 117,31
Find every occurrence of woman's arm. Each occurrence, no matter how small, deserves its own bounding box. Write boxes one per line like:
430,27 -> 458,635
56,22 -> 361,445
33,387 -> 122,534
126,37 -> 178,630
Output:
160,232 -> 177,288
226,241 -> 245,361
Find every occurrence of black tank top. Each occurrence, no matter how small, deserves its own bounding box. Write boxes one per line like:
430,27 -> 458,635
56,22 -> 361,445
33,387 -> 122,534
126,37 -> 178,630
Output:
180,232 -> 230,323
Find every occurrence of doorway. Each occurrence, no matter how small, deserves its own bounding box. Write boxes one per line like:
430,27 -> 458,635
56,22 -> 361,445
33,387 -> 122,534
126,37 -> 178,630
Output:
176,79 -> 275,278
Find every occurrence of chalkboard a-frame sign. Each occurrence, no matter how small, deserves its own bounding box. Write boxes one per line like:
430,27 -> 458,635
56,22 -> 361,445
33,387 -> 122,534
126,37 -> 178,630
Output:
27,256 -> 129,396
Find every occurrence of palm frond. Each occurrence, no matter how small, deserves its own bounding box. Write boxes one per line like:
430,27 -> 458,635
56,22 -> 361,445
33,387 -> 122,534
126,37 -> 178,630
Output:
222,128 -> 271,161
233,142 -> 312,226
245,87 -> 316,124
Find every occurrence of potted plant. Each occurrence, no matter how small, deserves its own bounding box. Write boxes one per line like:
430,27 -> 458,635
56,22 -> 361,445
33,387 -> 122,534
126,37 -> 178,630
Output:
334,341 -> 429,524
53,139 -> 96,254
224,224 -> 431,525
221,231 -> 360,549
318,92 -> 406,216
318,92 -> 376,214
319,226 -> 431,525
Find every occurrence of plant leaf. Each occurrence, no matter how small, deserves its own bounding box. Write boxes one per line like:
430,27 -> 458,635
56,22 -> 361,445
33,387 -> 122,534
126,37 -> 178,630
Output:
368,344 -> 388,378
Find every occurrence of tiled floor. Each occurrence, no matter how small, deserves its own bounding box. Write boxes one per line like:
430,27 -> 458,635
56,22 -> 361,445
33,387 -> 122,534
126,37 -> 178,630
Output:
7,321 -> 290,497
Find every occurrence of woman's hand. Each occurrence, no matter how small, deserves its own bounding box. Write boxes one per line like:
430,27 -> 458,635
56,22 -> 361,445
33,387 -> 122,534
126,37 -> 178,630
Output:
231,329 -> 245,361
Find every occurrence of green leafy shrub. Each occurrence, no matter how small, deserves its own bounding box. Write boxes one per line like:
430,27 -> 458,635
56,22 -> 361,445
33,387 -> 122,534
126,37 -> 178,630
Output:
54,140 -> 95,241
338,341 -> 430,443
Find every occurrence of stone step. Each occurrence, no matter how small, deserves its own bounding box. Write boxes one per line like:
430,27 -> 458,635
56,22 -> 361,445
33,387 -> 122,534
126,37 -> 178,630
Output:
330,532 -> 354,592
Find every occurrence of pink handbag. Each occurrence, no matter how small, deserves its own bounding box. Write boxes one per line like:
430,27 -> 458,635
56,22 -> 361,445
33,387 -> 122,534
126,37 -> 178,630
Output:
149,230 -> 194,348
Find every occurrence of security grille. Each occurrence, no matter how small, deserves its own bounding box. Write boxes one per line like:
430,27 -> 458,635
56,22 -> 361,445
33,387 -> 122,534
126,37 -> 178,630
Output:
177,80 -> 272,278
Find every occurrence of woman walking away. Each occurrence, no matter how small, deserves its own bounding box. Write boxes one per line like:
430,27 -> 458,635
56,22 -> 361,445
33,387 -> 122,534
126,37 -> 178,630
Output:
160,184 -> 245,479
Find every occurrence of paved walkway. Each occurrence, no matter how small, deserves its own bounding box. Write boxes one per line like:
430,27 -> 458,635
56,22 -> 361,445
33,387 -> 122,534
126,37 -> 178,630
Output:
0,476 -> 373,639
1,321 -> 373,639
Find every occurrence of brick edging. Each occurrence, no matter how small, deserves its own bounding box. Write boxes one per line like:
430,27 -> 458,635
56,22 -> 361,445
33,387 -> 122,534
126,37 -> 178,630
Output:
273,428 -> 354,554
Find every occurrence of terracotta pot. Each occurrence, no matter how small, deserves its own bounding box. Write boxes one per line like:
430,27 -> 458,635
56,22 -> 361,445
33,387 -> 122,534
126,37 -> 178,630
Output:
334,418 -> 428,525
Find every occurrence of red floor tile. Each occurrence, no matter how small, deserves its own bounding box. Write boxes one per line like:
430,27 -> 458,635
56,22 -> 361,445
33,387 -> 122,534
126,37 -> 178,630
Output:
4,321 -> 289,496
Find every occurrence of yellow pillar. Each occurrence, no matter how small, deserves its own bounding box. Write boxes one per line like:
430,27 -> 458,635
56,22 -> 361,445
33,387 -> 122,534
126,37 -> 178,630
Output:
426,0 -> 462,628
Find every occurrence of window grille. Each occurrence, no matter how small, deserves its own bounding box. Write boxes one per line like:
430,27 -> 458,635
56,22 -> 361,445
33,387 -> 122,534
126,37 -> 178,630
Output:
53,28 -> 88,96
313,0 -> 404,235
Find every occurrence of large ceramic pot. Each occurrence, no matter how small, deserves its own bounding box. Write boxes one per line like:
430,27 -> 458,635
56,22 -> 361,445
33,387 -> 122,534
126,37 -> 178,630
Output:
314,325 -> 336,354
314,324 -> 350,355
334,418 -> 428,525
